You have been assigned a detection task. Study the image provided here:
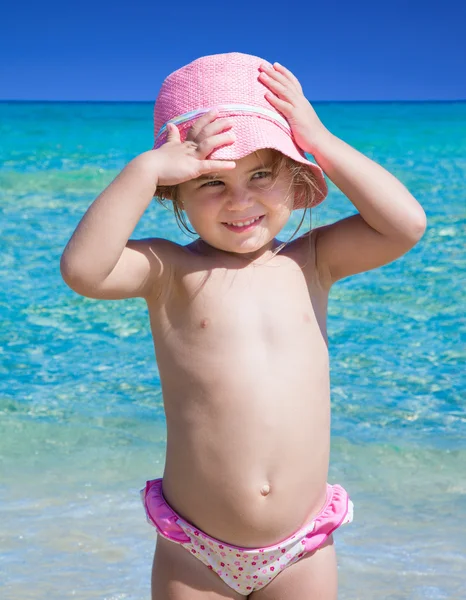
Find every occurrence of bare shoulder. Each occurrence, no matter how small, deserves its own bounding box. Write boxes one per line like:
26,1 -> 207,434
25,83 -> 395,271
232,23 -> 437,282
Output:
133,237 -> 186,302
63,236 -> 186,302
140,237 -> 207,302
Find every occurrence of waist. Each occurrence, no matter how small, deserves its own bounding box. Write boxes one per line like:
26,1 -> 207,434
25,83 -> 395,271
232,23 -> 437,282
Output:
143,476 -> 347,549
161,448 -> 330,547
159,385 -> 331,545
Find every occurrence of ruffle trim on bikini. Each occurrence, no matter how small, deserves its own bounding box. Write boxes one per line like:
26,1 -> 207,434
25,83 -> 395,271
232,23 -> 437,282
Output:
141,478 -> 353,550
303,483 -> 353,553
141,478 -> 191,543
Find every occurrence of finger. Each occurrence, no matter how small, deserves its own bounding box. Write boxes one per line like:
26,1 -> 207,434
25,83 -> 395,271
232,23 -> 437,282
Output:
197,131 -> 236,156
272,62 -> 303,92
264,92 -> 293,117
199,117 -> 234,139
186,117 -> 233,143
260,70 -> 299,102
166,122 -> 181,143
198,160 -> 236,173
187,109 -> 220,139
184,140 -> 199,153
259,64 -> 290,88
259,71 -> 290,100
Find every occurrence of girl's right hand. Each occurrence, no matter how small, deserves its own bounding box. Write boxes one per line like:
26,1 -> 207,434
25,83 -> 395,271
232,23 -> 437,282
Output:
149,110 -> 237,187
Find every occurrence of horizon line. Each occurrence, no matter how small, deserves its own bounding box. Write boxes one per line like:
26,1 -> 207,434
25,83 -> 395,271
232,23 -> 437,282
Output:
1,99 -> 465,105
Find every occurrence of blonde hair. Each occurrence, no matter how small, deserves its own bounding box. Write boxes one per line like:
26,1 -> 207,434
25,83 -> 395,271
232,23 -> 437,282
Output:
154,150 -> 319,252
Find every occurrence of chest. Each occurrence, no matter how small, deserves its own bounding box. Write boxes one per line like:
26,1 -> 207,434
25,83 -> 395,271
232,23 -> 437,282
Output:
162,259 -> 328,346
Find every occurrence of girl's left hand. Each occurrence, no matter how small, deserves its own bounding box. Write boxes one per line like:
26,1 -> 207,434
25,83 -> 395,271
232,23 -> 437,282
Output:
259,62 -> 329,156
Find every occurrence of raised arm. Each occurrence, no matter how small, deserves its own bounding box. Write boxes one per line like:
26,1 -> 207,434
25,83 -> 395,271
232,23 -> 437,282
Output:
60,114 -> 236,300
60,151 -> 169,300
259,62 -> 427,287
308,131 -> 427,286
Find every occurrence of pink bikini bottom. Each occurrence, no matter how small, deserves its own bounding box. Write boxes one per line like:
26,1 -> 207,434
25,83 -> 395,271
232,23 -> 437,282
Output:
141,478 -> 353,595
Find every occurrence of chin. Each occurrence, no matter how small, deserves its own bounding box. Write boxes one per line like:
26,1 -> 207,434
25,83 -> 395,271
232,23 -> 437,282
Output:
196,227 -> 278,256
225,240 -> 277,258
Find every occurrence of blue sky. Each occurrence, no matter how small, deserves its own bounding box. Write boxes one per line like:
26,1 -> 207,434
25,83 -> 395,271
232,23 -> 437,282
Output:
1,0 -> 465,101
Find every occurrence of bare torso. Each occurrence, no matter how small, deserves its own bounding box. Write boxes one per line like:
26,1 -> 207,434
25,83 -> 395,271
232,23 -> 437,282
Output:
146,233 -> 331,547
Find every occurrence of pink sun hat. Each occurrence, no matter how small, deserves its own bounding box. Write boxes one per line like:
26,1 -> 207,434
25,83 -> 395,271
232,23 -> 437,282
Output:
153,52 -> 328,210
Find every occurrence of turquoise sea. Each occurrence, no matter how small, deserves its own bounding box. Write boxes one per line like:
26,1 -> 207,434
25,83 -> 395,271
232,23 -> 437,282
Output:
0,101 -> 465,599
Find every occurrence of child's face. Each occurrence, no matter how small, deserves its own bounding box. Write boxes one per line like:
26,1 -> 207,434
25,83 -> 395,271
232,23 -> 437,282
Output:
178,150 -> 294,258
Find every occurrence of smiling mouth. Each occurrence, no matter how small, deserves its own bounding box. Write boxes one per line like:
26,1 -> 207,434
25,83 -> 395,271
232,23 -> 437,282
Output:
222,215 -> 264,229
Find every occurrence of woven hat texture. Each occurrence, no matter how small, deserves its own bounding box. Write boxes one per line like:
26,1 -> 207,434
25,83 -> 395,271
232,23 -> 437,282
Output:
153,52 -> 327,209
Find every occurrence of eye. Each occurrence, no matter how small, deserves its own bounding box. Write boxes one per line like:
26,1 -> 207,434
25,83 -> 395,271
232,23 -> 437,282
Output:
252,171 -> 272,180
201,180 -> 223,188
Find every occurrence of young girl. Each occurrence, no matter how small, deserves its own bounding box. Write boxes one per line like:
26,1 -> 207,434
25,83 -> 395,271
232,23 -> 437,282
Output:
60,53 -> 426,599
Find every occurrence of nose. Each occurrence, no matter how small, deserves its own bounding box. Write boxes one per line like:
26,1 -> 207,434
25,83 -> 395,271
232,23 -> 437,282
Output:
225,185 -> 254,211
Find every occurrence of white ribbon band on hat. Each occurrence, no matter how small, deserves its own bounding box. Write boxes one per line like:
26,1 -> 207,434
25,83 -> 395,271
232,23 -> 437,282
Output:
154,104 -> 291,145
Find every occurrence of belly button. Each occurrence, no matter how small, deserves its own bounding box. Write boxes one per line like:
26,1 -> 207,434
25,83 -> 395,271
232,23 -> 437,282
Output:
200,318 -> 209,329
260,484 -> 271,497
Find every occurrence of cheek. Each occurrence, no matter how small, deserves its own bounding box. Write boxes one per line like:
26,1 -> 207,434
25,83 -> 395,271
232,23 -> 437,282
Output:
267,184 -> 294,214
183,196 -> 218,228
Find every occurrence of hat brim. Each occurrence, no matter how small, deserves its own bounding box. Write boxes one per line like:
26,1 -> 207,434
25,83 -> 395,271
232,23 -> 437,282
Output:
155,114 -> 327,210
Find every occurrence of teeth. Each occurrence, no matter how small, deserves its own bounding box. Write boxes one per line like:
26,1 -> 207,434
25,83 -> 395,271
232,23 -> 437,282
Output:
226,216 -> 261,227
